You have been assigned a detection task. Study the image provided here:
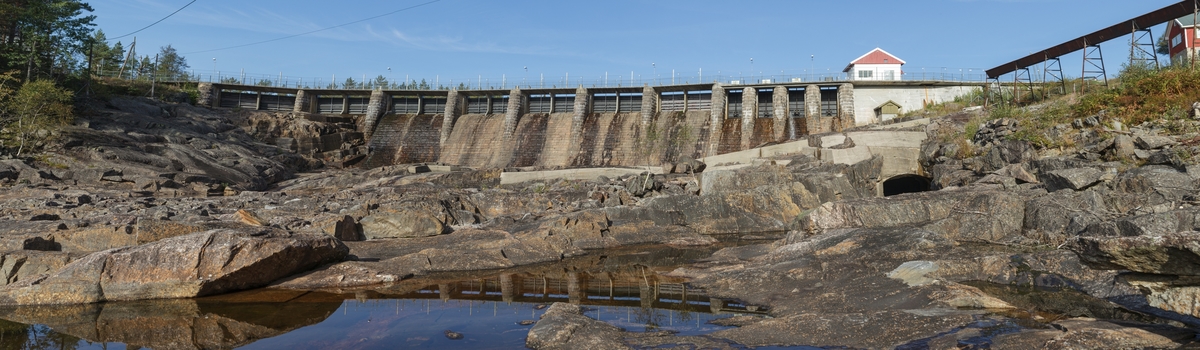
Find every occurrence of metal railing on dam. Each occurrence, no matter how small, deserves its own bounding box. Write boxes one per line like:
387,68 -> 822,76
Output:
197,79 -> 983,122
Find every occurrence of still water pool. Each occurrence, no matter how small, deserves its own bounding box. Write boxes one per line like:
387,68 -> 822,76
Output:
0,243 -> 773,349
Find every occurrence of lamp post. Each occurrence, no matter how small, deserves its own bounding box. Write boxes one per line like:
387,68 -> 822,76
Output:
387,67 -> 392,88
750,58 -> 754,82
523,66 -> 528,87
652,62 -> 656,85
810,55 -> 813,81
212,58 -> 216,81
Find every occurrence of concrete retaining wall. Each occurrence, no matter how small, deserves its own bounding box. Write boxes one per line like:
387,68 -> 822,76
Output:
852,85 -> 978,125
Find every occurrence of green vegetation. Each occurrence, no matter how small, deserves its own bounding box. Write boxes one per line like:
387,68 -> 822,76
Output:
0,0 -> 96,82
1073,64 -> 1200,126
0,72 -> 74,155
938,62 -> 1200,153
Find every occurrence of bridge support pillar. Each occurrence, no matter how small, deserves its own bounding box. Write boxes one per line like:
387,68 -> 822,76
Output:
341,94 -> 350,115
503,87 -> 524,139
707,83 -> 726,157
838,83 -> 855,131
364,90 -> 388,140
640,85 -> 657,126
197,83 -> 216,108
440,89 -> 461,146
741,87 -> 757,150
254,91 -> 262,111
805,85 -> 821,134
293,89 -> 310,114
773,86 -> 788,141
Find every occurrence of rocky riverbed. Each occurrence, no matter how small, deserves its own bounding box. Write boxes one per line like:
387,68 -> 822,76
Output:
1,96 -> 1199,348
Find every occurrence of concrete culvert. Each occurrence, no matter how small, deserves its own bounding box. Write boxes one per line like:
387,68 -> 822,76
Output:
883,175 -> 932,197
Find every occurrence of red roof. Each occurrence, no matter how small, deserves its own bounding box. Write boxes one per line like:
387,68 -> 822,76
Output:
843,48 -> 905,72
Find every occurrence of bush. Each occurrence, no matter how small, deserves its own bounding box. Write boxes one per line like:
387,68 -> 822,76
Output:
0,73 -> 74,155
1073,64 -> 1200,126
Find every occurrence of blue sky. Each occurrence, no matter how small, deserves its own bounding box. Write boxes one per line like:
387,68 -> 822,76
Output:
90,0 -> 1182,87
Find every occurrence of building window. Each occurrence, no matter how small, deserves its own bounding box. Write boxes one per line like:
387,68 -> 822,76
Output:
1173,34 -> 1183,47
858,70 -> 873,78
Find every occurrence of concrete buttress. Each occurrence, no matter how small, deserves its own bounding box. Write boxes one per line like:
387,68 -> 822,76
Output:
805,85 -> 821,135
504,87 -> 524,139
197,83 -> 215,108
773,86 -> 788,141
569,86 -> 589,155
708,83 -> 726,157
839,83 -> 855,131
293,89 -> 310,114
741,87 -> 756,149
641,85 -> 657,126
440,89 -> 461,146
363,90 -> 387,139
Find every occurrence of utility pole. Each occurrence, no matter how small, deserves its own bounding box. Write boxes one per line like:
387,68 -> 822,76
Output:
85,39 -> 94,97
150,54 -> 158,98
117,38 -> 136,80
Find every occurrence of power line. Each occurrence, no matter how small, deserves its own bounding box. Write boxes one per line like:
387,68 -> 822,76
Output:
110,0 -> 198,41
183,0 -> 440,55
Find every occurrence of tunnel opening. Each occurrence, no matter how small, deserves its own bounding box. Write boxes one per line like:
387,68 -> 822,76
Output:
883,174 -> 932,197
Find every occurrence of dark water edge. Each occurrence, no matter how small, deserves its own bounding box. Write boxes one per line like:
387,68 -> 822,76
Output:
0,239 -> 780,349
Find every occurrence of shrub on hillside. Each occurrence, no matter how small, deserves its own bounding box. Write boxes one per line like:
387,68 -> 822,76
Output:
1074,64 -> 1200,126
0,72 -> 75,155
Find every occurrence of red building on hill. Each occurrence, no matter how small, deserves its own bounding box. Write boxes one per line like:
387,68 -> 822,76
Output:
1166,14 -> 1200,65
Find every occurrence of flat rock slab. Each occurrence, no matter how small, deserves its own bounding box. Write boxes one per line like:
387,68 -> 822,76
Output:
990,318 -> 1193,349
1065,232 -> 1200,275
1042,167 -> 1107,191
1135,135 -> 1177,150
0,226 -> 348,305
526,303 -> 630,350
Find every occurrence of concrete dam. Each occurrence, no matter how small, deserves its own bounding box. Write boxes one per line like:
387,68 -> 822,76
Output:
197,79 -> 978,170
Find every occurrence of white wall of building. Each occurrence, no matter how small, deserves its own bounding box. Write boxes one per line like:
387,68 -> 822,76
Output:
852,85 -> 979,125
849,63 -> 903,81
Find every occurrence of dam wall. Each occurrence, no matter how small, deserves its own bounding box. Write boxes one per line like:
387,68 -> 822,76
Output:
197,80 -> 982,169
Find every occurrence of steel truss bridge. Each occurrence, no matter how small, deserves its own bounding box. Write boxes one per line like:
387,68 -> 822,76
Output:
986,0 -> 1199,103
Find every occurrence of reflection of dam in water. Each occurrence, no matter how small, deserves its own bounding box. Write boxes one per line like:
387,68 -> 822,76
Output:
371,271 -> 765,315
0,244 -> 769,349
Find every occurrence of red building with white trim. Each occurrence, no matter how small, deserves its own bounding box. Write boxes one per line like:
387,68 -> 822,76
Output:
1166,14 -> 1200,65
843,48 -> 905,81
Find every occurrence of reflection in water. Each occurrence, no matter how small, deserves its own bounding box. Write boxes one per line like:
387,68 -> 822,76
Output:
0,294 -> 344,349
0,243 -> 772,349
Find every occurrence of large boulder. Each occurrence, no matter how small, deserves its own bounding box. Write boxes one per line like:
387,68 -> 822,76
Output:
1065,232 -> 1200,275
1021,188 -> 1109,244
1040,167 -> 1109,191
798,189 -> 1026,242
359,210 -> 447,239
0,226 -> 348,305
1135,135 -> 1177,150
